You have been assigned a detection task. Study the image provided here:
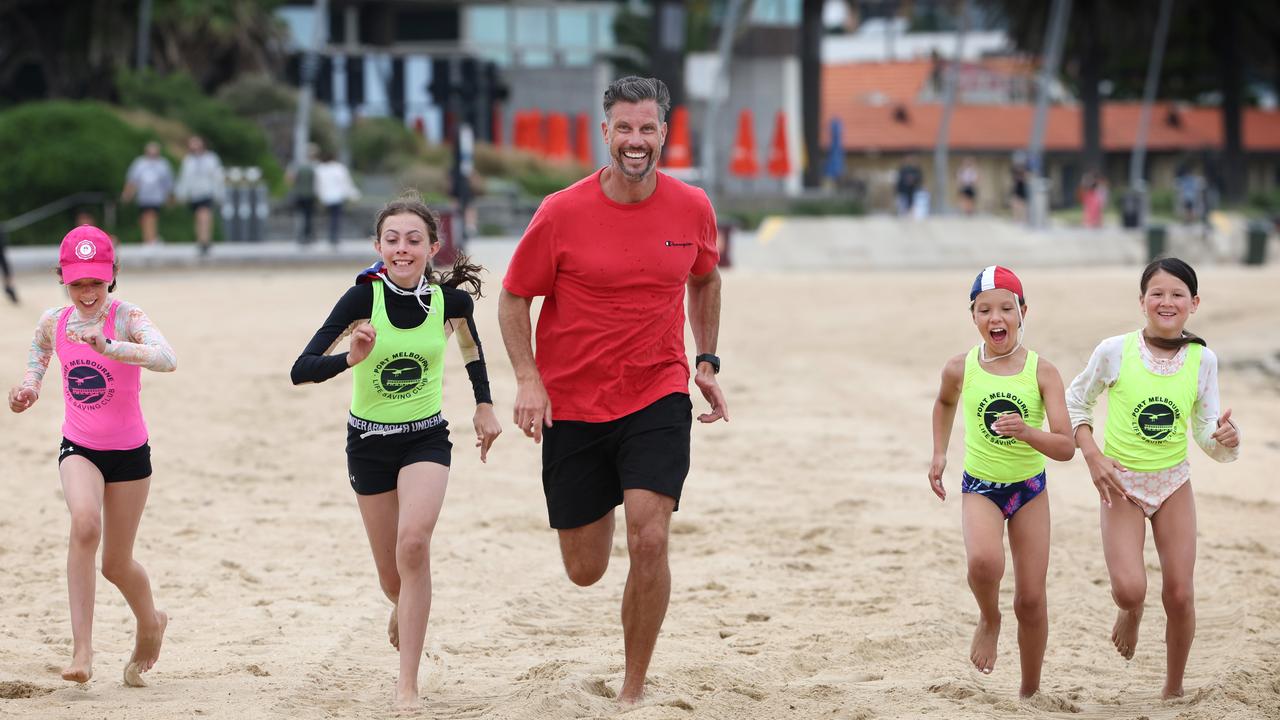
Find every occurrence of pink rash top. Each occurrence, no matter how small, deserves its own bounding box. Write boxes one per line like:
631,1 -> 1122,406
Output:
55,301 -> 148,450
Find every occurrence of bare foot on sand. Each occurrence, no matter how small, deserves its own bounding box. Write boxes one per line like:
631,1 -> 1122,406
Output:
61,649 -> 93,683
388,606 -> 399,650
1161,683 -> 1185,700
393,683 -> 419,711
123,610 -> 168,687
1111,607 -> 1142,660
970,614 -> 1000,674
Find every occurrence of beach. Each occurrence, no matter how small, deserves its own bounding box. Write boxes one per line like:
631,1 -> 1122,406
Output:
1,259 -> 1278,720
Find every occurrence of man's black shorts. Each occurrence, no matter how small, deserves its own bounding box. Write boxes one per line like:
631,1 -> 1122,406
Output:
58,437 -> 152,483
346,417 -> 451,496
542,392 -> 692,530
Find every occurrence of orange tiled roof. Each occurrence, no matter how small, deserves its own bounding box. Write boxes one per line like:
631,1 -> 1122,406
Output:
822,60 -> 936,107
821,102 -> 1280,153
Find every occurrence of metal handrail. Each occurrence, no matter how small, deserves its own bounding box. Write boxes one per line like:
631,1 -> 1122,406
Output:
0,192 -> 116,236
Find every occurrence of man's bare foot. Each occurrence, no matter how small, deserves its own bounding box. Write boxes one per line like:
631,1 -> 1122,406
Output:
123,610 -> 168,687
1111,607 -> 1142,660
1019,685 -> 1039,699
1161,683 -> 1185,700
393,684 -> 420,711
61,649 -> 93,683
388,606 -> 399,650
970,613 -> 1000,674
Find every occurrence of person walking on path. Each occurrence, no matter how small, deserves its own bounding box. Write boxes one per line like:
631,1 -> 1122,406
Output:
287,143 -> 320,244
315,152 -> 360,248
498,76 -> 729,704
121,141 -> 174,246
1,231 -> 16,303
174,136 -> 224,257
8,225 -> 175,687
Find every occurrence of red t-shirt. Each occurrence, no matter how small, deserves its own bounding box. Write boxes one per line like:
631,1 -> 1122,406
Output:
503,169 -> 719,422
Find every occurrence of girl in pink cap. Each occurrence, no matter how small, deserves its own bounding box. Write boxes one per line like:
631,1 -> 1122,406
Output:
928,265 -> 1075,699
8,225 -> 176,686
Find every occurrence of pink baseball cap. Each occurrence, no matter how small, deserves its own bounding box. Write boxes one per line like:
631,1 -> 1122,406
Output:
59,225 -> 115,284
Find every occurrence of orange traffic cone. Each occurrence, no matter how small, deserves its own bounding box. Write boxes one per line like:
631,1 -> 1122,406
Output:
663,106 -> 692,169
574,113 -> 593,166
729,109 -> 759,178
526,110 -> 546,156
546,113 -> 571,161
767,111 -> 790,177
514,111 -> 530,151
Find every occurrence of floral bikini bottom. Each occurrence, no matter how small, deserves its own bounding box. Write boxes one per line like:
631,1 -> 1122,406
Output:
961,470 -> 1047,519
1116,460 -> 1191,517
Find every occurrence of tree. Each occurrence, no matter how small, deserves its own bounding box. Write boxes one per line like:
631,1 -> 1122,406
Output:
986,0 -> 1280,202
0,0 -> 287,102
801,0 -> 823,188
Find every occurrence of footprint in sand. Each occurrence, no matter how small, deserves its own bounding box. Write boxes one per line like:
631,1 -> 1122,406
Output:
579,676 -> 616,699
422,646 -> 448,693
1022,692 -> 1082,713
0,681 -> 55,699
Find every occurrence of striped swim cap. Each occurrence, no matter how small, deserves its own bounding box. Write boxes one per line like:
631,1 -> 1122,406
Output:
970,265 -> 1024,303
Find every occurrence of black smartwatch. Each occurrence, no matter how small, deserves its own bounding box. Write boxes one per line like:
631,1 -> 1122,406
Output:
695,353 -> 720,374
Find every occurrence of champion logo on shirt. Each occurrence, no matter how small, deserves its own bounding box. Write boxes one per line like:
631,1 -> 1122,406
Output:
664,240 -> 693,248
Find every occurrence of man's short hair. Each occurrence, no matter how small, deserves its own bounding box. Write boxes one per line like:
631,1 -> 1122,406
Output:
603,76 -> 671,122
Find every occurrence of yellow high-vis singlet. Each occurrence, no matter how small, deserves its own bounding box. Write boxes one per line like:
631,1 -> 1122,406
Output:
350,281 -> 446,423
1103,332 -> 1202,473
962,346 -> 1046,483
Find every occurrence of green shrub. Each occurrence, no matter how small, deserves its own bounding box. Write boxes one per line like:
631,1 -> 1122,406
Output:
789,197 -> 865,216
0,102 -> 150,245
1248,189 -> 1280,214
116,68 -> 282,192
350,117 -> 424,173
394,163 -> 451,202
217,74 -> 341,162
512,166 -> 590,198
1147,188 -> 1176,216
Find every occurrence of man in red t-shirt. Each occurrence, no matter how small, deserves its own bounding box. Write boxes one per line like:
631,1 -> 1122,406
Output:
499,76 -> 728,703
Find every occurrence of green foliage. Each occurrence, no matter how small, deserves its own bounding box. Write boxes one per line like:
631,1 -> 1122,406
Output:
789,197 -> 867,217
1146,188 -> 1175,216
719,195 -> 865,230
116,68 -> 282,191
216,74 -> 341,161
0,102 -> 149,244
473,144 -> 588,199
350,117 -> 425,173
1248,189 -> 1280,214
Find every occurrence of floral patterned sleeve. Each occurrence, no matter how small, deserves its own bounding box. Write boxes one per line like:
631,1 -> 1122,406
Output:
20,309 -> 60,394
101,302 -> 177,372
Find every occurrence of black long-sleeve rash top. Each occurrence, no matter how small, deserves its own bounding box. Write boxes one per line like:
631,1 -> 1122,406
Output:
290,281 -> 493,406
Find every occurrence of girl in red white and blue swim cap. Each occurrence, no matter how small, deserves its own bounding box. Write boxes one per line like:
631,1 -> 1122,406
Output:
928,265 -> 1075,698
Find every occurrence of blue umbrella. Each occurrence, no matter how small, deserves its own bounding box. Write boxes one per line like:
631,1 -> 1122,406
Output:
824,118 -> 845,180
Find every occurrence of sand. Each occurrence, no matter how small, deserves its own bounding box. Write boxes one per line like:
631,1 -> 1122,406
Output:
1,260 -> 1278,719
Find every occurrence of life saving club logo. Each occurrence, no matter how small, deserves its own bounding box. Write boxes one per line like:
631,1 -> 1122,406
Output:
977,392 -> 1029,446
75,239 -> 98,260
1132,396 -> 1180,442
373,352 -> 427,398
65,360 -> 114,408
